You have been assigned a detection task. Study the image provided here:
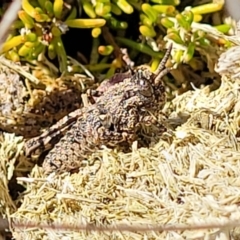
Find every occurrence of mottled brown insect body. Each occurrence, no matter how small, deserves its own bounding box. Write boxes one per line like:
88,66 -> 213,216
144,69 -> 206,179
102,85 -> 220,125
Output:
25,44 -> 172,174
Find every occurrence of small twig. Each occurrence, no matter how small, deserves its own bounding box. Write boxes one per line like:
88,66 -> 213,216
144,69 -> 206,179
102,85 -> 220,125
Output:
0,0 -> 21,51
7,219 -> 240,233
0,56 -> 41,85
0,0 -> 43,86
121,48 -> 135,68
68,56 -> 95,80
102,26 -> 122,59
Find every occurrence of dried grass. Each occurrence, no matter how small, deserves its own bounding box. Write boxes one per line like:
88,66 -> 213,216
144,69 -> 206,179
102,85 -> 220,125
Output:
0,72 -> 238,239
0,57 -> 95,137
0,1 -> 239,239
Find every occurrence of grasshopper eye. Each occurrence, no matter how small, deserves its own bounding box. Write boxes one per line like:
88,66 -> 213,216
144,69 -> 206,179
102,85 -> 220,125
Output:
138,79 -> 153,97
140,89 -> 153,97
132,69 -> 153,97
139,79 -> 147,86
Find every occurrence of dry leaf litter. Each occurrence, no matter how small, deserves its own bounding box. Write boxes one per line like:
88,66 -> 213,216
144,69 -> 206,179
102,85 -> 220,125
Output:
1,46 -> 240,239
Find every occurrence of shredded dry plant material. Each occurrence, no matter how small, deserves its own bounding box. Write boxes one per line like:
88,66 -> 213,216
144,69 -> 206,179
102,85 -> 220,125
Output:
1,0 -> 240,239
0,57 -> 95,137
0,62 -> 238,239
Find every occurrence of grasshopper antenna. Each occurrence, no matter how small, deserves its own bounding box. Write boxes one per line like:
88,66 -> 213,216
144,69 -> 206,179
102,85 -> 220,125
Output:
153,43 -> 173,85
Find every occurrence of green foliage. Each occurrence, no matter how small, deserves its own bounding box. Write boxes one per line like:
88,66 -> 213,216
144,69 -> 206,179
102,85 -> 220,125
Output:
1,0 -> 230,74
